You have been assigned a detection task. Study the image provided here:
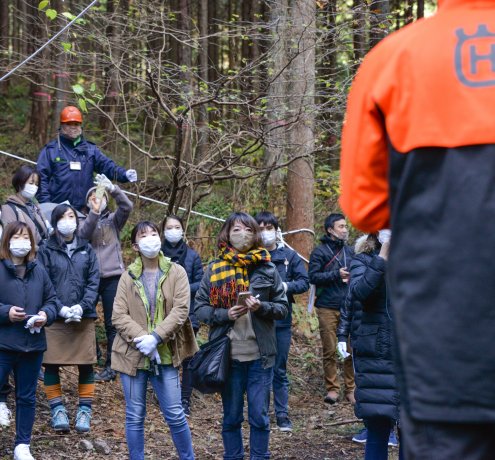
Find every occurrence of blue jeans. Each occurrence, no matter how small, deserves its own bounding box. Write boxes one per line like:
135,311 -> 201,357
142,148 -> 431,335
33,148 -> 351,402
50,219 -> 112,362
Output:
120,366 -> 194,460
365,417 -> 404,460
272,327 -> 291,418
0,350 -> 43,446
221,359 -> 273,460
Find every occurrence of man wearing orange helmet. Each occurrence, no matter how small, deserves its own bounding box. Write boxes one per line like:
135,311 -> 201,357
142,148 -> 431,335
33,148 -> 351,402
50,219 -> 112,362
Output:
36,106 -> 137,210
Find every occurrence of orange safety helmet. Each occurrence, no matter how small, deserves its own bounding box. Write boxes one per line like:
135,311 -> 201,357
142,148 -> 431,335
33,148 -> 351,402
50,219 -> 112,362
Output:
60,106 -> 83,124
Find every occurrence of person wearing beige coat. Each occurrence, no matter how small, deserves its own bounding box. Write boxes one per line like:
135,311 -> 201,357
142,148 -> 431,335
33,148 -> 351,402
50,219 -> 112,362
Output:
111,220 -> 197,460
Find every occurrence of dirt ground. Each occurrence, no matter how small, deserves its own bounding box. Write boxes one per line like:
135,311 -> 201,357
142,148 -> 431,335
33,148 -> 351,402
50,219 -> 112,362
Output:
0,331 -> 400,460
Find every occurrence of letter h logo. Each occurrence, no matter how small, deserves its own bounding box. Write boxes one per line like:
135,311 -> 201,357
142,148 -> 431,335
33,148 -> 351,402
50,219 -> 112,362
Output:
455,25 -> 495,87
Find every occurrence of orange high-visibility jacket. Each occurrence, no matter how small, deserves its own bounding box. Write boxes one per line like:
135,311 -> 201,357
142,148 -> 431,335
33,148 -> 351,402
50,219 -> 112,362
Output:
340,0 -> 495,423
341,0 -> 495,231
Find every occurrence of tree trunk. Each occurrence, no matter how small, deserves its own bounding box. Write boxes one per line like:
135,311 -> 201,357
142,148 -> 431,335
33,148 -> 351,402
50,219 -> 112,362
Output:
0,0 -> 9,95
100,0 -> 121,132
27,0 -> 50,146
196,0 -> 209,161
263,0 -> 290,188
50,0 -> 69,134
417,0 -> 424,19
404,0 -> 414,25
369,0 -> 390,49
285,0 -> 315,260
352,0 -> 367,60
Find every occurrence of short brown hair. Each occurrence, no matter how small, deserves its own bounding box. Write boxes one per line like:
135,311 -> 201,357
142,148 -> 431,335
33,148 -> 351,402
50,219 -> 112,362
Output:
217,212 -> 263,249
0,222 -> 37,262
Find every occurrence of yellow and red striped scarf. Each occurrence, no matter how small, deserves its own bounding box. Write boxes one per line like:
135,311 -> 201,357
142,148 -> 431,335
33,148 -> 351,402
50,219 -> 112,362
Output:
209,244 -> 271,309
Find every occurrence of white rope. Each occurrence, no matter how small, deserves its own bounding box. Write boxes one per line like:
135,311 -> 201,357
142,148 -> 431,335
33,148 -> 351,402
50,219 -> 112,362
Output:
0,148 -> 313,260
0,0 -> 99,83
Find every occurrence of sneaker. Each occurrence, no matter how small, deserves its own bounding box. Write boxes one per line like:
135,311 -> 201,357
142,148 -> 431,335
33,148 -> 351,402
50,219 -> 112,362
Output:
388,429 -> 399,447
352,428 -> 367,444
75,406 -> 92,433
0,402 -> 12,427
51,406 -> 69,432
182,399 -> 190,418
94,367 -> 116,383
13,444 -> 35,460
276,415 -> 293,432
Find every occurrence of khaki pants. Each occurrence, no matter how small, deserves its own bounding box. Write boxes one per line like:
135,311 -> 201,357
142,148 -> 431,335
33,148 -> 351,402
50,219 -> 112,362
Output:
316,307 -> 355,394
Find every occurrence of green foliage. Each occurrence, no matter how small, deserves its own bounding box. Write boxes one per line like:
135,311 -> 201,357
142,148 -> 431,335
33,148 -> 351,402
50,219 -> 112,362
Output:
38,0 -> 49,11
45,9 -> 57,20
72,84 -> 84,95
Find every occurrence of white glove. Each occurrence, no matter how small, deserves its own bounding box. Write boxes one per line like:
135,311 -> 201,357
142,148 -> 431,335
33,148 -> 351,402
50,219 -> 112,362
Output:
125,169 -> 138,182
25,315 -> 45,334
337,341 -> 350,360
282,282 -> 288,293
64,304 -> 82,323
378,229 -> 392,244
151,348 -> 162,364
134,334 -> 158,356
70,304 -> 83,317
59,306 -> 73,319
94,173 -> 115,192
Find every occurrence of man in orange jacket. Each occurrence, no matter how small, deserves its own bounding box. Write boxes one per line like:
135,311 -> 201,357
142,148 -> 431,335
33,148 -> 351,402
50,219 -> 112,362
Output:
340,0 -> 495,458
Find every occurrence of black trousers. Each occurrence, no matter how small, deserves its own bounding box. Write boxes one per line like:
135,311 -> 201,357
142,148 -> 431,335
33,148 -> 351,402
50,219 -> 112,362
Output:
98,275 -> 120,367
402,411 -> 495,460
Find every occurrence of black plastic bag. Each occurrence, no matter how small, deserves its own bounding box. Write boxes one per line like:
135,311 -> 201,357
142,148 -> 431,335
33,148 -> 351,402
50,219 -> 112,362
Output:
187,334 -> 231,394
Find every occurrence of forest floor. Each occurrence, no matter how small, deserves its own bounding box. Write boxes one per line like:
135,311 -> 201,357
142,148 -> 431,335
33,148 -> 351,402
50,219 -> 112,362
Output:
0,327 -> 399,460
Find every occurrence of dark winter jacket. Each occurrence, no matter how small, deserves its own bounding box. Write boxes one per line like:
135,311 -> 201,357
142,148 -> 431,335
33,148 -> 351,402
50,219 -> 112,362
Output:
36,134 -> 129,209
161,240 -> 204,330
337,236 -> 369,345
0,259 -> 58,352
269,245 -> 309,328
350,240 -> 399,422
194,261 -> 288,369
336,288 -> 362,346
309,235 -> 353,309
37,235 -> 100,318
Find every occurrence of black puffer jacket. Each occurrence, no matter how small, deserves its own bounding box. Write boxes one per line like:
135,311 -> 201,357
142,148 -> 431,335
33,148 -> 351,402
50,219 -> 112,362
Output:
309,235 -> 353,309
37,235 -> 100,318
350,238 -> 399,421
0,259 -> 58,352
336,288 -> 362,347
337,236 -> 370,345
162,240 -> 204,331
194,261 -> 288,369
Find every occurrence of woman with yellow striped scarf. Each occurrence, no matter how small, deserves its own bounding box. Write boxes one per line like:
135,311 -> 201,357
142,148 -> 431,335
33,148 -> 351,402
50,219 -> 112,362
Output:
195,212 -> 288,460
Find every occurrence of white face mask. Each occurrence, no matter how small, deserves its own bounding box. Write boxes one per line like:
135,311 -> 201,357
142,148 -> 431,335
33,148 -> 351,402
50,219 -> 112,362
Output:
261,229 -> 277,247
10,239 -> 32,258
57,219 -> 77,236
164,228 -> 183,244
21,183 -> 38,200
138,235 -> 162,259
